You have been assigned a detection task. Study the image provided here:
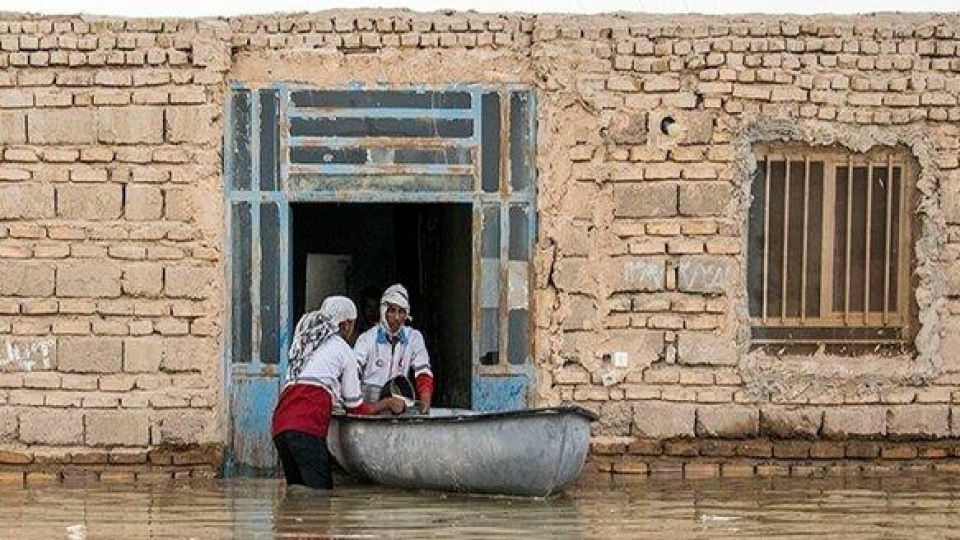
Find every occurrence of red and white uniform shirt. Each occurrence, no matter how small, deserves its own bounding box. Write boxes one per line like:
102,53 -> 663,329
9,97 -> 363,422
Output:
354,325 -> 432,402
271,335 -> 366,438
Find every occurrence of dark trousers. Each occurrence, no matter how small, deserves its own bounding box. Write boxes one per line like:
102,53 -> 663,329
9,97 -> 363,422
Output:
273,430 -> 333,490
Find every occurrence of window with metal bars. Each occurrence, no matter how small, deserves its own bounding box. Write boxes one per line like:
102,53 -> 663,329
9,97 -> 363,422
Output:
747,145 -> 916,350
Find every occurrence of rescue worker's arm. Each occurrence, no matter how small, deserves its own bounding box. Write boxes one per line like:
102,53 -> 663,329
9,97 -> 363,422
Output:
348,397 -> 406,416
342,354 -> 405,415
415,374 -> 433,414
409,332 -> 433,413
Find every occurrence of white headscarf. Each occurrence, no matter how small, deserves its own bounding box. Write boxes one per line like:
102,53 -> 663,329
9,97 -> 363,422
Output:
380,283 -> 412,335
287,296 -> 357,381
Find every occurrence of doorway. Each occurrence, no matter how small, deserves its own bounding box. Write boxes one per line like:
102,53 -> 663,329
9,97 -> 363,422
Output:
291,202 -> 474,408
224,85 -> 537,473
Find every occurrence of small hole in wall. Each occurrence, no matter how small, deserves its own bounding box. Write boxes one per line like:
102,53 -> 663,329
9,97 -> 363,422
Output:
660,116 -> 676,136
601,353 -> 612,363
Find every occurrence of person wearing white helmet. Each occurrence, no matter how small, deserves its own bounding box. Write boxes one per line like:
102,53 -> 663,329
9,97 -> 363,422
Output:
271,295 -> 406,490
353,284 -> 434,414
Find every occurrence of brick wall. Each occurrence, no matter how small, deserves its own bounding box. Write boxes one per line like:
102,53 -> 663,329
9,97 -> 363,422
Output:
0,15 -> 226,479
0,11 -> 958,480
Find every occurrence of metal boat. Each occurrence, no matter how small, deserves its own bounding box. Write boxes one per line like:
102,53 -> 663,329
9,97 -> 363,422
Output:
327,406 -> 598,497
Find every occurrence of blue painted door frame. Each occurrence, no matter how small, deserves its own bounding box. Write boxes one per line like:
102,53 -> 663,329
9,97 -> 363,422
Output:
223,85 -> 537,474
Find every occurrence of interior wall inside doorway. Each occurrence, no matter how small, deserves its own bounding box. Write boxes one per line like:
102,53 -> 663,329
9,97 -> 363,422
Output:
291,202 -> 473,408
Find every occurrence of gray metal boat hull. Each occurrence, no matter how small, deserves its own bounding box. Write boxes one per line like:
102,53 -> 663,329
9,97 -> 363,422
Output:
327,406 -> 597,497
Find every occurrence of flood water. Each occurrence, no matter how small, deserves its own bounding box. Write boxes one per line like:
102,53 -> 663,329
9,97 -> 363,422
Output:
3,474 -> 960,538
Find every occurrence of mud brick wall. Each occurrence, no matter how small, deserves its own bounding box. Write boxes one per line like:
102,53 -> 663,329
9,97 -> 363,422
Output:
0,11 -> 958,475
528,14 -> 960,466
0,15 -> 227,472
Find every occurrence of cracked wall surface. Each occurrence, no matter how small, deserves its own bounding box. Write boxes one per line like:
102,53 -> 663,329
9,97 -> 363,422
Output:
0,10 -> 959,469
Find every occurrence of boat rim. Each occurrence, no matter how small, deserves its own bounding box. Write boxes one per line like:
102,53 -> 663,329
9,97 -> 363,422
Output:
332,405 -> 599,423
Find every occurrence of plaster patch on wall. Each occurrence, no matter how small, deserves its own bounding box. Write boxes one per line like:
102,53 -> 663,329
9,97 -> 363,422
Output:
0,338 -> 56,372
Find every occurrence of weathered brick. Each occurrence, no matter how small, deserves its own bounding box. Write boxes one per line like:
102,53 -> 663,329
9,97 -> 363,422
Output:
612,459 -> 648,475
677,332 -> 738,366
845,441 -> 881,459
152,410 -> 216,445
696,405 -> 759,438
122,264 -> 163,297
123,337 -> 163,372
592,400 -> 629,434
881,443 -> 919,459
0,184 -> 55,219
56,184 -> 123,220
0,110 -> 26,143
662,439 -> 698,456
23,372 -> 60,389
28,109 -> 96,143
605,257 -> 666,293
721,463 -> 756,477
614,184 -> 678,218
164,188 -> 194,221
822,406 -> 886,438
165,105 -> 217,143
810,441 -> 846,459
552,257 -> 585,292
86,410 -> 149,446
887,405 -> 950,439
676,257 -> 736,294
563,295 -> 596,330
681,462 -> 718,479
0,262 -> 55,297
162,337 -> 215,372
125,185 -> 163,220
736,439 -> 773,458
760,406 -> 823,438
99,471 -> 137,483
19,409 -> 83,445
97,106 -> 164,143
943,179 -> 960,225
0,408 -> 17,442
633,401 -> 696,438
56,337 -> 122,373
164,265 -> 216,300
773,440 -> 811,459
61,374 -> 98,390
606,111 -> 647,144
0,451 -> 30,465
553,364 -> 590,384
679,182 -> 733,216
57,262 -> 122,298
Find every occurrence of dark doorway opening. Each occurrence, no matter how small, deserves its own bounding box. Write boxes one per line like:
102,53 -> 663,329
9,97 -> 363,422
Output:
291,202 -> 473,409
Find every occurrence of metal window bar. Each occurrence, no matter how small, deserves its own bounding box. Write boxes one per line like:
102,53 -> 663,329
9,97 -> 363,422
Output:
780,159 -> 791,322
285,89 -> 482,180
883,153 -> 893,325
864,162 -> 874,325
801,157 -> 810,324
750,148 -> 912,344
897,163 -> 910,333
844,155 -> 853,326
762,158 -> 771,323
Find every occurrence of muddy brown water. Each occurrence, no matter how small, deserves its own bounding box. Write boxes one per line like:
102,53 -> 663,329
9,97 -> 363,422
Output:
3,475 -> 960,539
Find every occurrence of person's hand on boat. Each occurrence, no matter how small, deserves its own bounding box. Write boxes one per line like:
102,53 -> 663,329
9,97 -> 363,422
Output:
384,396 -> 407,415
416,400 -> 430,415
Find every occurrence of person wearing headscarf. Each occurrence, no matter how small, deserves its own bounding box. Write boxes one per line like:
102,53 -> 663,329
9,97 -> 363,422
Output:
271,296 -> 406,490
353,284 -> 434,414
